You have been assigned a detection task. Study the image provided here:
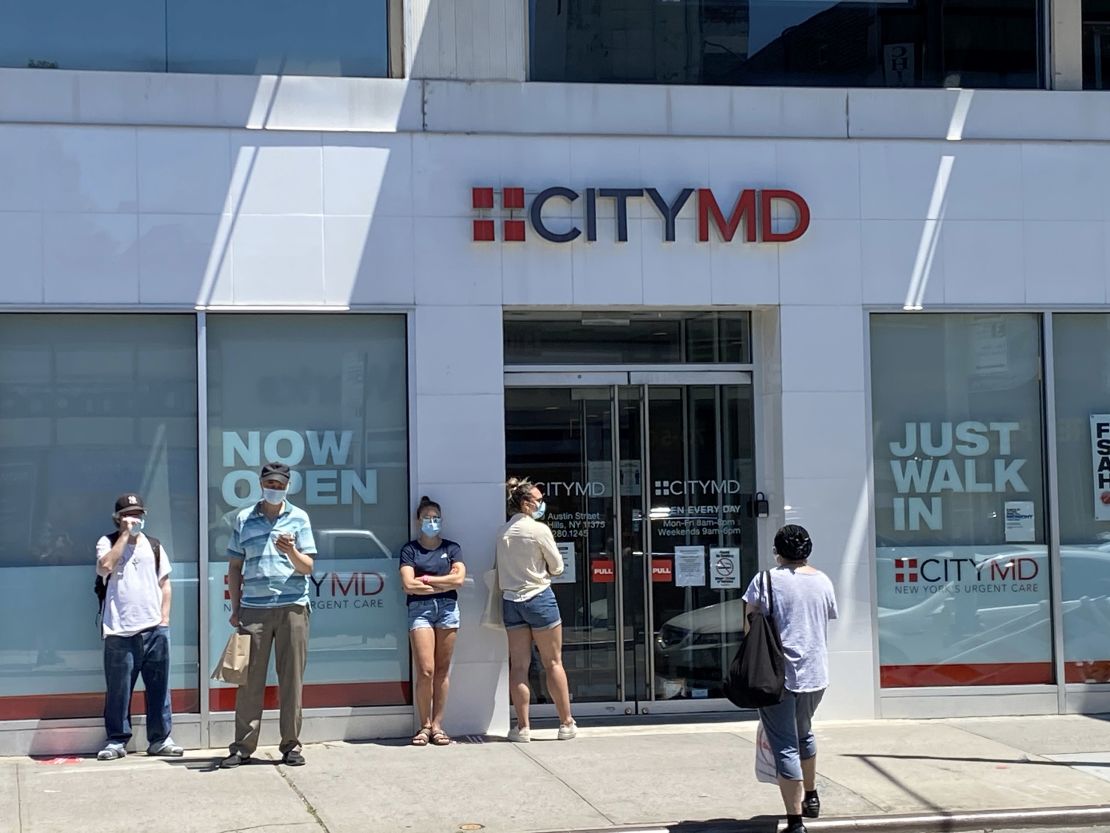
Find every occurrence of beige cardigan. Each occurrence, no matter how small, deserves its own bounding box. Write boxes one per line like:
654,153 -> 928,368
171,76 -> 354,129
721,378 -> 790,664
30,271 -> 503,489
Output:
495,514 -> 563,602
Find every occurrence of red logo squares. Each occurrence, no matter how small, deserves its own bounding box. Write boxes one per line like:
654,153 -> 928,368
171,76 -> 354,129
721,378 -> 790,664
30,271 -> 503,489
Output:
471,187 -> 494,209
894,558 -> 918,584
471,186 -> 526,242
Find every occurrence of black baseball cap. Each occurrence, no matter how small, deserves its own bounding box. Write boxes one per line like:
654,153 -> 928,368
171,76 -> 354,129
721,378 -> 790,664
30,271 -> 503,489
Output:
114,493 -> 146,515
260,462 -> 291,485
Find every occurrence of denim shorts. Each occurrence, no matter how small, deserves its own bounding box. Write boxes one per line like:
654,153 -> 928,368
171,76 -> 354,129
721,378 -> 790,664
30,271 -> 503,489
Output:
502,587 -> 562,632
407,596 -> 460,630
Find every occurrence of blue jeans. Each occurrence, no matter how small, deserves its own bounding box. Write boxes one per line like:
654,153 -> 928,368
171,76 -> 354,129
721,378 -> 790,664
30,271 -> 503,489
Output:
758,688 -> 825,781
103,625 -> 172,748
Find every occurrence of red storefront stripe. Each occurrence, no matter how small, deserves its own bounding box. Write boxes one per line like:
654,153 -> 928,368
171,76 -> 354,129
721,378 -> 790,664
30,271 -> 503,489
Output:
209,681 -> 411,711
0,689 -> 200,721
1065,661 -> 1110,684
0,682 -> 412,720
880,662 -> 1053,687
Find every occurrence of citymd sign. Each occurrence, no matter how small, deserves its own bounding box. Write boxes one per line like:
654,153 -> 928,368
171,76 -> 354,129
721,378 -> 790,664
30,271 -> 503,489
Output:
471,186 -> 810,244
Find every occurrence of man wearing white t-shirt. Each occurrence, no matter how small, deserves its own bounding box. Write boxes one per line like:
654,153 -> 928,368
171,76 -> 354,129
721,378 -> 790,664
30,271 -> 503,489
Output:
94,493 -> 182,760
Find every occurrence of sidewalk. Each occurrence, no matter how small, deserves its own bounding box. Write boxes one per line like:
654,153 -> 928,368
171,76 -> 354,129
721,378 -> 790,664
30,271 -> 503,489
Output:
5,714 -> 1110,833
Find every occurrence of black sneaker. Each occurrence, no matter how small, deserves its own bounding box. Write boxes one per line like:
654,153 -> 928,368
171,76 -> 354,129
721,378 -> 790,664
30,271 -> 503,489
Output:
219,752 -> 251,769
282,749 -> 305,767
784,821 -> 808,833
803,793 -> 821,819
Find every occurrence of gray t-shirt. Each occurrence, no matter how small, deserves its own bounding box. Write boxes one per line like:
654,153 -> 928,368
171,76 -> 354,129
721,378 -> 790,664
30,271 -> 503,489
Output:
742,566 -> 838,692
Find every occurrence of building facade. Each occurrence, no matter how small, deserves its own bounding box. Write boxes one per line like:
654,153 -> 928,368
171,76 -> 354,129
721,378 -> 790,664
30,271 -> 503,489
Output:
1,1 -> 1109,755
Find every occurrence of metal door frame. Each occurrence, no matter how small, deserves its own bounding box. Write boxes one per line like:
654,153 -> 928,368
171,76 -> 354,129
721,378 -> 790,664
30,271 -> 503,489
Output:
504,370 -> 752,717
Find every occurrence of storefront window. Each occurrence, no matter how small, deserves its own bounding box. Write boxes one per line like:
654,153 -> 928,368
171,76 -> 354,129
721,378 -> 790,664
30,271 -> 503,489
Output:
871,313 -> 1052,687
0,314 -> 199,719
1052,314 -> 1110,683
0,0 -> 389,77
531,0 -> 1044,89
1083,0 -> 1110,88
205,314 -> 410,710
504,311 -> 751,365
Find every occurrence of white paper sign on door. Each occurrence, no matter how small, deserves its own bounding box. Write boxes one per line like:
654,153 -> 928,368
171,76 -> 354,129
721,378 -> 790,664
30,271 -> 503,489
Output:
674,546 -> 706,588
552,542 -> 576,584
709,548 -> 740,590
1003,501 -> 1035,543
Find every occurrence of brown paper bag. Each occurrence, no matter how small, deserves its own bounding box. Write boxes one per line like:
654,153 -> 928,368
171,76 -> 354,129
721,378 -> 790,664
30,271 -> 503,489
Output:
210,631 -> 251,685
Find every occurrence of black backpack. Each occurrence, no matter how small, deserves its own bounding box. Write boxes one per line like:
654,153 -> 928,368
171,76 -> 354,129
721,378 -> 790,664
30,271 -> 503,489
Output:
725,570 -> 786,709
94,532 -> 161,621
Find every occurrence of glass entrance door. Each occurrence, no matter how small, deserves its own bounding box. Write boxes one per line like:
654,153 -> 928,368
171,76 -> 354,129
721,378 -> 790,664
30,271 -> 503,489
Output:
504,377 -> 756,714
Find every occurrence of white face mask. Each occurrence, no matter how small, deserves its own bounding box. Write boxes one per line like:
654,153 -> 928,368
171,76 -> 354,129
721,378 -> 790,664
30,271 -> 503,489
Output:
262,488 -> 286,506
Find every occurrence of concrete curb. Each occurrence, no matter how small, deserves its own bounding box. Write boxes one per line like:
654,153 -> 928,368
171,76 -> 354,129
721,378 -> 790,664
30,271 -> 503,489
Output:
538,805 -> 1110,833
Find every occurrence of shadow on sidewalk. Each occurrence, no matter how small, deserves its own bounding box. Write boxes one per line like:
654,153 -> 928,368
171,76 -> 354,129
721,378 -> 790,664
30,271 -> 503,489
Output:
845,753 -> 1110,768
664,816 -> 781,832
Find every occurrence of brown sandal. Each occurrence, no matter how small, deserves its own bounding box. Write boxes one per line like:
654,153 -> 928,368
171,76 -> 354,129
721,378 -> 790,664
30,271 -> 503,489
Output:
430,729 -> 451,746
411,727 -> 433,746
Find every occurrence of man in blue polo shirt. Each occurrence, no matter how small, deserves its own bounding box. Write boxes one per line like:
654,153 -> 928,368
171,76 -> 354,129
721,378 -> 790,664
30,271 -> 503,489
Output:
220,462 -> 317,768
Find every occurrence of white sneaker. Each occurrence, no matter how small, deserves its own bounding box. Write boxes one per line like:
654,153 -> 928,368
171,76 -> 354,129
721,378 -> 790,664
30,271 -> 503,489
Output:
557,722 -> 577,740
507,726 -> 531,743
148,737 -> 184,756
97,743 -> 127,761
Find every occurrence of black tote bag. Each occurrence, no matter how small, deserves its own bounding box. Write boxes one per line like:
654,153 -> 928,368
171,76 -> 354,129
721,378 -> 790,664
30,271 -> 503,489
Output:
724,570 -> 786,709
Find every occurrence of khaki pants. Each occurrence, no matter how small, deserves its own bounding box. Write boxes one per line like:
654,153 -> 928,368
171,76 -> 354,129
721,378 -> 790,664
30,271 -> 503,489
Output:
231,604 -> 309,756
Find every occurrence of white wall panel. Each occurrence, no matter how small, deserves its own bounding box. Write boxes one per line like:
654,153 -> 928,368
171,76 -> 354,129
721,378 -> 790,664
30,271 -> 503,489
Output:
41,127 -> 138,214
229,215 -> 325,304
413,217 -> 503,305
1023,221 -> 1106,304
823,651 -> 877,719
501,240 -> 574,306
43,213 -> 140,304
322,215 -> 415,306
778,220 -> 863,306
940,221 -> 1025,304
571,224 -> 645,306
776,142 -> 861,220
415,393 -> 505,485
1022,144 -> 1110,221
322,135 -> 414,217
709,241 -> 779,306
860,219 -> 945,307
138,129 -> 232,215
0,126 -> 43,212
780,306 -> 865,393
229,133 -> 323,216
0,213 -> 44,303
414,305 -> 503,396
138,214 -> 233,305
781,391 -> 868,481
641,219 -> 712,306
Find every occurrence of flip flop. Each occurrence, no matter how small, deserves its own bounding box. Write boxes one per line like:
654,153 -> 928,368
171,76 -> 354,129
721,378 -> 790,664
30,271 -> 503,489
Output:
411,727 -> 433,746
430,729 -> 451,746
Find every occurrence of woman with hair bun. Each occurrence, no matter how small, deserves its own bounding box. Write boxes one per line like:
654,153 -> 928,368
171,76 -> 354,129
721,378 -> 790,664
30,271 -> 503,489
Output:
496,477 -> 576,742
743,524 -> 838,833
399,496 -> 465,746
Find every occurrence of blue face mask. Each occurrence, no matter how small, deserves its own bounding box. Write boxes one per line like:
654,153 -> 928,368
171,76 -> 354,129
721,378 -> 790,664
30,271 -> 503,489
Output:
421,518 -> 441,537
531,501 -> 546,520
121,516 -> 144,535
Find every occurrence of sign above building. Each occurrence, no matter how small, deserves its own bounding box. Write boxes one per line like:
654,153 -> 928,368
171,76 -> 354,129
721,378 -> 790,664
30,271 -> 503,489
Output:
471,186 -> 810,244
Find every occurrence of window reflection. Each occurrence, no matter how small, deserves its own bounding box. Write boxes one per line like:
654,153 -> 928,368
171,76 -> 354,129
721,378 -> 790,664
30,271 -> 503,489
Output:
531,0 -> 1043,89
0,0 -> 389,77
1083,0 -> 1110,89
